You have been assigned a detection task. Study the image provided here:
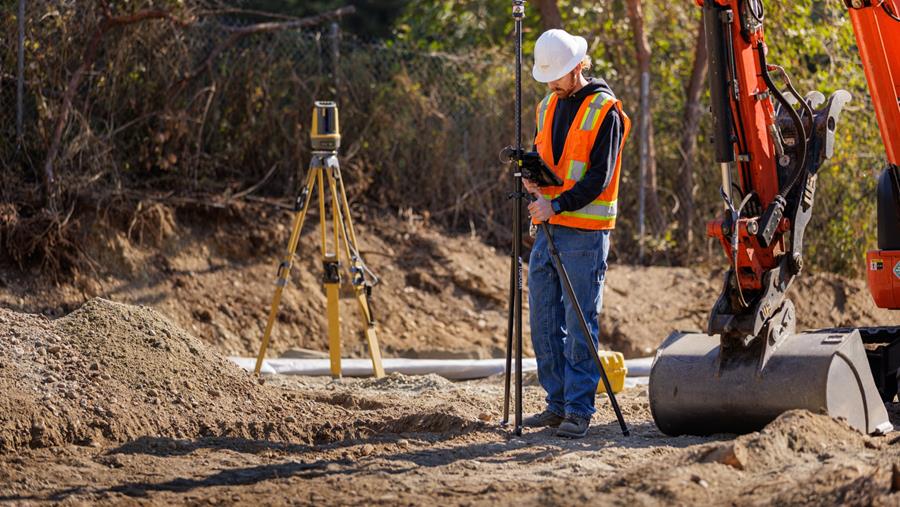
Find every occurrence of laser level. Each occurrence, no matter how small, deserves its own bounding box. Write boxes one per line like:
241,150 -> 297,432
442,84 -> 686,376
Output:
254,101 -> 384,379
311,101 -> 341,152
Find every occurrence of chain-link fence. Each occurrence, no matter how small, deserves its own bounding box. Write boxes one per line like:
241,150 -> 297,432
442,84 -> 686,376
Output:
1,1 -> 549,244
0,0 -> 25,167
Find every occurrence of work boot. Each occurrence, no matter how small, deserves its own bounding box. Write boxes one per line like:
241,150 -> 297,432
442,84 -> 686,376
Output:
522,409 -> 564,428
556,415 -> 590,438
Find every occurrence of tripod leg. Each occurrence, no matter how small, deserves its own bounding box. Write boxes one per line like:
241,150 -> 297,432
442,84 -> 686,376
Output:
501,248 -> 516,425
324,162 -> 344,380
254,165 -> 318,375
335,164 -> 362,249
324,254 -> 341,379
317,168 -> 328,258
514,198 -> 524,436
540,223 -> 629,436
515,250 -> 524,436
328,164 -> 385,378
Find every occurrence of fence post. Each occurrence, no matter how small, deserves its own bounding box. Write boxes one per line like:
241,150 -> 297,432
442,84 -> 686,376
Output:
16,0 -> 26,147
330,22 -> 340,96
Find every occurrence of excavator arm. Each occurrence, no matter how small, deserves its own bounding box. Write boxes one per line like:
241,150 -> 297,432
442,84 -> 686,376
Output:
649,0 -> 894,436
699,0 -> 850,348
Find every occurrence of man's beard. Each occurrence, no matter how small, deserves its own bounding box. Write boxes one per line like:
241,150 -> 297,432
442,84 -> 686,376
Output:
552,77 -> 575,98
553,85 -> 573,97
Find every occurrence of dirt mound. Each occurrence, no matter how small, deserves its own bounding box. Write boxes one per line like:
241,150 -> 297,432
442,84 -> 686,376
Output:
373,411 -> 485,434
601,266 -> 897,357
0,299 -> 357,451
541,409 -> 896,506
696,410 -> 868,472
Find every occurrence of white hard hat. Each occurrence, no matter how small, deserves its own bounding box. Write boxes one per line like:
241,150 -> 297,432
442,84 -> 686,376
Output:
532,29 -> 588,83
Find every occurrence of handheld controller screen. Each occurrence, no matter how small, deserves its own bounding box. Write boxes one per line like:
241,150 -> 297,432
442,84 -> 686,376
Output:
499,146 -> 564,187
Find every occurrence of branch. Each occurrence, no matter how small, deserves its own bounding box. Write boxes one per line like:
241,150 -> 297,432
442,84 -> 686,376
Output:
41,7 -> 192,208
230,163 -> 280,201
171,6 -> 355,93
195,7 -> 311,22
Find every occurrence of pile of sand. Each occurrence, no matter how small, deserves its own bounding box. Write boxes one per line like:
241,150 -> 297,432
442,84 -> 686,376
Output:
0,299 -> 359,451
694,410 -> 870,472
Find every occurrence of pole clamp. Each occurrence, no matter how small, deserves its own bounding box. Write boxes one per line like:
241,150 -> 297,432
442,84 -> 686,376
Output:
275,261 -> 291,287
323,258 -> 341,284
294,188 -> 309,212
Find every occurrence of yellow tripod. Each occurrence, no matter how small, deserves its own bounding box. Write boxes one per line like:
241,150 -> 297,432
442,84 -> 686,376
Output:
253,151 -> 385,379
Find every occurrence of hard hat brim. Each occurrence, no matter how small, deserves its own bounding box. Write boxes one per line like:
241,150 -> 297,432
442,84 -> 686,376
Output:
531,36 -> 588,83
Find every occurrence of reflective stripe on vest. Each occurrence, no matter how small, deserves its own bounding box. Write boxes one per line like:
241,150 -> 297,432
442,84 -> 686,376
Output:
567,160 -> 586,180
579,94 -> 612,131
563,199 -> 618,221
542,194 -> 618,221
536,95 -> 553,133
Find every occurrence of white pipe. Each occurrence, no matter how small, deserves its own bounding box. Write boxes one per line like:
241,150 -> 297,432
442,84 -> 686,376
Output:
230,356 -> 655,381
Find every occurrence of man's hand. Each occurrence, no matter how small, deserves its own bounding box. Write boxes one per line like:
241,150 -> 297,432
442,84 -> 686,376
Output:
528,193 -> 556,222
522,178 -> 541,197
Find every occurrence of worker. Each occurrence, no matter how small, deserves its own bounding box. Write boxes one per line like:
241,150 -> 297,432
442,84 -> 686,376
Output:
522,29 -> 629,438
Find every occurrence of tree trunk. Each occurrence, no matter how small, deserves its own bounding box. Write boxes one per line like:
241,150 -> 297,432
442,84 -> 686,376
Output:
625,0 -> 663,256
535,0 -> 562,30
676,19 -> 709,263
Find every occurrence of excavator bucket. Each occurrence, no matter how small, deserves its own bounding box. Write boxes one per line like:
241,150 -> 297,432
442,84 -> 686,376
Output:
649,329 -> 893,436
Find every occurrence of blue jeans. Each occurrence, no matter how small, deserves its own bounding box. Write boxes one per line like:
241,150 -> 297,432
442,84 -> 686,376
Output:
528,225 -> 609,421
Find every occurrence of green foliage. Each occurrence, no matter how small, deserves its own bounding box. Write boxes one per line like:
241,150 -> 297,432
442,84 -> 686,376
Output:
761,1 -> 882,274
1,0 -> 886,276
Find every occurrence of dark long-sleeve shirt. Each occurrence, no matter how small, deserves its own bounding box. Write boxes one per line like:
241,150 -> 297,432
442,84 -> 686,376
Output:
535,78 -> 623,213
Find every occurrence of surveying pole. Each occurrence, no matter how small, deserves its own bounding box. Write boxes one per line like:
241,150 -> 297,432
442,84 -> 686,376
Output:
500,1 -> 629,437
254,102 -> 384,379
499,0 -> 527,437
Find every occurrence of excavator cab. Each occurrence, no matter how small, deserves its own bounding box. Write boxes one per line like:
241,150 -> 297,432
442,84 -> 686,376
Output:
649,0 -> 897,436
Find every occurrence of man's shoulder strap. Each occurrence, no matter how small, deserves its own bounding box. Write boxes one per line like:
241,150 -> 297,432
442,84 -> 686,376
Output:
537,93 -> 555,111
536,93 -> 556,132
578,91 -> 618,131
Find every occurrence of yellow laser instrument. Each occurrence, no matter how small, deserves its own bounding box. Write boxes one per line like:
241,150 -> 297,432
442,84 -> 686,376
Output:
254,102 -> 383,379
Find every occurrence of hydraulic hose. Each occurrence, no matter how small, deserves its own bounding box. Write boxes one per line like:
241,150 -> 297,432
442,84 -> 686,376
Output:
883,1 -> 900,22
757,43 -> 808,199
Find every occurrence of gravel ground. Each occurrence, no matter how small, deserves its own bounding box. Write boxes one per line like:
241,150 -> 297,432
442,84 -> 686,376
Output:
1,299 -> 899,505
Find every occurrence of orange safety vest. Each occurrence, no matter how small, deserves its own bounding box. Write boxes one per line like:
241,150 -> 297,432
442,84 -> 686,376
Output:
533,91 -> 631,230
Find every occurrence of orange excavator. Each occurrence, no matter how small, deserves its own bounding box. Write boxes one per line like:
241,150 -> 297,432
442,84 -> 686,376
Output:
856,1 -> 900,310
649,0 -> 899,435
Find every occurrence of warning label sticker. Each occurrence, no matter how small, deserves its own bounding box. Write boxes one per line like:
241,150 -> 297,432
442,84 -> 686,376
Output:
871,259 -> 884,271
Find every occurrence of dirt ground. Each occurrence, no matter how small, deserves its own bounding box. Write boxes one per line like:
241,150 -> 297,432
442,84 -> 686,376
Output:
1,203 -> 899,505
1,298 -> 899,505
0,202 -> 893,360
